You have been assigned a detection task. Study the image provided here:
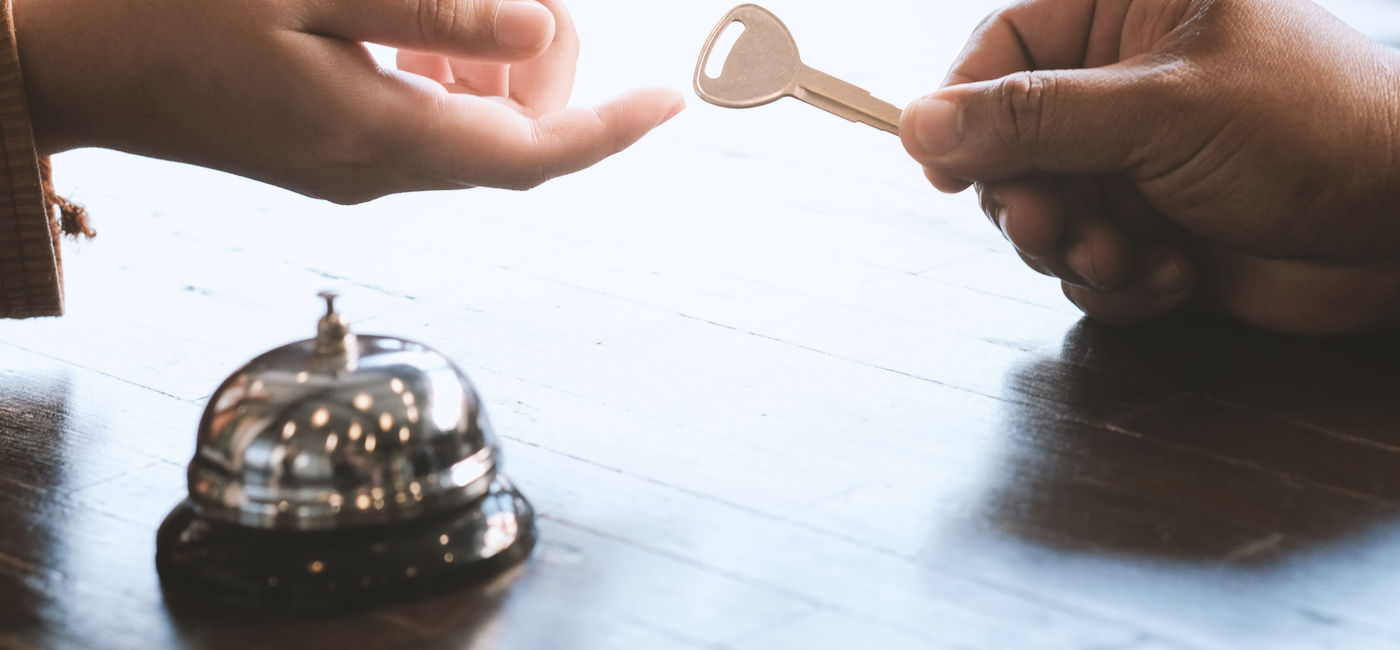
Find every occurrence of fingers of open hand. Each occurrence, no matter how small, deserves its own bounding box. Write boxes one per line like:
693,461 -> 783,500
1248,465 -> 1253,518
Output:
308,0 -> 556,61
503,0 -> 579,111
448,59 -> 511,96
1062,246 -> 1197,325
980,179 -> 1133,290
399,87 -> 684,192
397,51 -> 455,85
392,0 -> 575,112
395,51 -> 511,97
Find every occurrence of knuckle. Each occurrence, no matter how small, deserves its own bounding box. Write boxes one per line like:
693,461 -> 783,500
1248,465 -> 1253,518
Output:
416,0 -> 466,44
971,7 -> 1009,38
994,71 -> 1058,150
499,123 -> 554,191
1123,59 -> 1220,177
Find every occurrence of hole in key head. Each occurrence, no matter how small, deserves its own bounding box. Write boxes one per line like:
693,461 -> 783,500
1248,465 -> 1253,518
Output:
704,20 -> 746,79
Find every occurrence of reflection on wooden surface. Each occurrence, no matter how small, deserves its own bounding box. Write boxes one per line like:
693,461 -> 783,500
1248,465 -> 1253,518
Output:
3,1 -> 1400,648
995,316 -> 1400,563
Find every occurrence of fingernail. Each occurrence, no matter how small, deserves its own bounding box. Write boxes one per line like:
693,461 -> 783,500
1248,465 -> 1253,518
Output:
495,0 -> 553,51
912,98 -> 963,156
1145,259 -> 1188,295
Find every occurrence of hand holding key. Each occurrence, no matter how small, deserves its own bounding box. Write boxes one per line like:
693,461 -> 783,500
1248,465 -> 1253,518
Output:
903,0 -> 1400,335
694,4 -> 901,135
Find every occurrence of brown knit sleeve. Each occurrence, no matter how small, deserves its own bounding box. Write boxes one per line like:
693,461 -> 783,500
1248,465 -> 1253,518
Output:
0,0 -> 59,317
0,0 -> 90,318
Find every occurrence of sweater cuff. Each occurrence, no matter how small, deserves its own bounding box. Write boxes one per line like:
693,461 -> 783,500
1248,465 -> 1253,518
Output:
0,0 -> 61,318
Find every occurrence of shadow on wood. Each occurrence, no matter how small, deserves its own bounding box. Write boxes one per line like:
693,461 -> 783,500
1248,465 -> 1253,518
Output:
986,314 -> 1400,565
158,565 -> 522,649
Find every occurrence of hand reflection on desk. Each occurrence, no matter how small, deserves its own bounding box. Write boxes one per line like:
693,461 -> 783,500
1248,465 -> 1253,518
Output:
986,313 -> 1400,565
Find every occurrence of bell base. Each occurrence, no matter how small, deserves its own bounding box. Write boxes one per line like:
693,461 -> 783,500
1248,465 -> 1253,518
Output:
155,475 -> 535,613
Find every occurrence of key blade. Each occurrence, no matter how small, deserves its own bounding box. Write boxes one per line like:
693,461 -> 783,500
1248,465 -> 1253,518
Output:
694,4 -> 802,108
795,67 -> 902,135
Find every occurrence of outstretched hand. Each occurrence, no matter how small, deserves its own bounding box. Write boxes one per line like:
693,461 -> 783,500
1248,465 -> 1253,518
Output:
14,0 -> 684,203
902,0 -> 1400,335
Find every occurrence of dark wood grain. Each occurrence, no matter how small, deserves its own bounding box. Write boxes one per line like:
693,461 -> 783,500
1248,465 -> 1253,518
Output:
4,1 -> 1400,648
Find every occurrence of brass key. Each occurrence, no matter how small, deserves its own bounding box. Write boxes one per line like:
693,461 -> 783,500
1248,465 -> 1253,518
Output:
694,4 -> 901,135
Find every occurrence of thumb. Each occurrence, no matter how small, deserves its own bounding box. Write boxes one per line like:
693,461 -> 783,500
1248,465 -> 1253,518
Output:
902,64 -> 1182,183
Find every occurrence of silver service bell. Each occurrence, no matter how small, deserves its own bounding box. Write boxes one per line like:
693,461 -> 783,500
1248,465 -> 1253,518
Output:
155,293 -> 536,611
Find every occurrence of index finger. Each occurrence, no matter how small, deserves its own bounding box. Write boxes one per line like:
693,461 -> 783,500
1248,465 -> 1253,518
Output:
943,0 -> 1125,86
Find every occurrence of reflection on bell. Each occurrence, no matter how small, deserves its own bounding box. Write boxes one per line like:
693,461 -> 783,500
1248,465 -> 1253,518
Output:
155,292 -> 536,611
